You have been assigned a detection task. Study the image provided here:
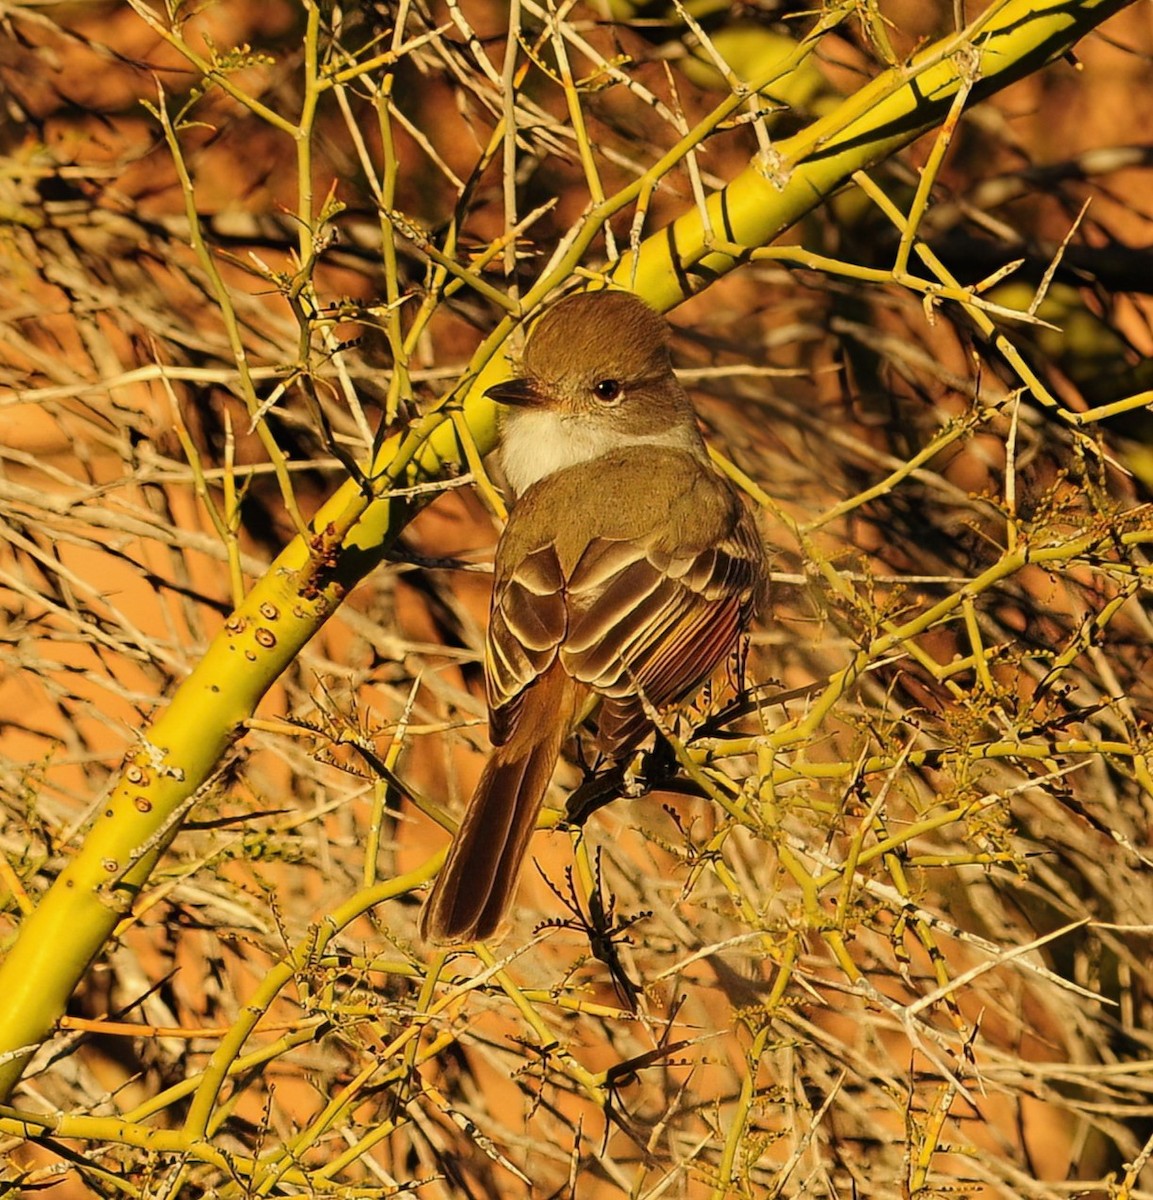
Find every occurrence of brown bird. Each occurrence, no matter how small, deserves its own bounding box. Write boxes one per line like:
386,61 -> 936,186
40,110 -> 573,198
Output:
421,290 -> 766,943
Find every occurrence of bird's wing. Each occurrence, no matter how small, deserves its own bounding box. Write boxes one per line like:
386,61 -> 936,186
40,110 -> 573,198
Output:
484,542 -> 567,745
560,517 -> 763,755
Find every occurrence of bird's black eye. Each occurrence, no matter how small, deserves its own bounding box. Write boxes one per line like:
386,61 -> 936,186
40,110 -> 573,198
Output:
593,378 -> 622,403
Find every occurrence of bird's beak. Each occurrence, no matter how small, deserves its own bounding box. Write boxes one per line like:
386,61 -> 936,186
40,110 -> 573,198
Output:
484,376 -> 547,408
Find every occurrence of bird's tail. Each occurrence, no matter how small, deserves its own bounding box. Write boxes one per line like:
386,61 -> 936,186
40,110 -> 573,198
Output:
421,666 -> 581,944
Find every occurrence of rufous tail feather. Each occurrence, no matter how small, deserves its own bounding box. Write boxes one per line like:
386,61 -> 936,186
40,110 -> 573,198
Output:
421,666 -> 581,943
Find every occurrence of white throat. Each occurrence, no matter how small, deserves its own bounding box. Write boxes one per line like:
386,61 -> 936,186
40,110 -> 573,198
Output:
499,409 -> 702,496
